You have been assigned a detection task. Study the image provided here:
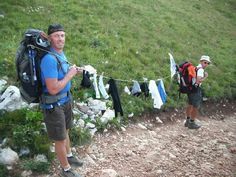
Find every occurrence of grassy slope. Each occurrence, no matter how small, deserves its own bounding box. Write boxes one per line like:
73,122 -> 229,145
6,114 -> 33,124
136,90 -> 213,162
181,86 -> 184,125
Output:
0,0 -> 235,114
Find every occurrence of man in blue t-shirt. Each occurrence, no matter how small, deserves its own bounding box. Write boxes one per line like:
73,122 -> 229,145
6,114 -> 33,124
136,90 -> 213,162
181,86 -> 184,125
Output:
40,24 -> 83,177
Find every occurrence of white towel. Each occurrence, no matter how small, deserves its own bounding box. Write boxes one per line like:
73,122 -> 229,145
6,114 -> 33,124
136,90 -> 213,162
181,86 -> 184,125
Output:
148,80 -> 163,109
93,73 -> 101,99
98,75 -> 109,99
169,53 -> 177,78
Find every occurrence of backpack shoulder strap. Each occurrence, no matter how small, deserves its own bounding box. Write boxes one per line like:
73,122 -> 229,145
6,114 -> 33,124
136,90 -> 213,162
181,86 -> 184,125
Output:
195,66 -> 203,76
50,54 -> 66,74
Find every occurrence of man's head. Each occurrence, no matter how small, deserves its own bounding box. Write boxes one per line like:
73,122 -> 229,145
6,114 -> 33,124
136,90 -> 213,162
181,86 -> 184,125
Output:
200,55 -> 211,68
48,24 -> 64,35
47,24 -> 65,52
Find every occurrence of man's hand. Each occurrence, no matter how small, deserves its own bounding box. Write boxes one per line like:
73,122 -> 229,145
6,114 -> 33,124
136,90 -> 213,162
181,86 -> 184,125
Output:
68,65 -> 78,79
76,67 -> 84,74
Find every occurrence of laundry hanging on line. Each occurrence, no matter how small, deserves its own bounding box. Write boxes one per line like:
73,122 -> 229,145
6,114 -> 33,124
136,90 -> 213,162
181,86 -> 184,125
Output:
80,71 -> 168,110
169,53 -> 177,79
92,73 -> 101,99
130,80 -> 142,97
98,75 -> 109,99
77,52 -> 173,112
81,70 -> 92,88
157,79 -> 167,104
107,78 -> 124,117
140,82 -> 149,98
148,79 -> 166,109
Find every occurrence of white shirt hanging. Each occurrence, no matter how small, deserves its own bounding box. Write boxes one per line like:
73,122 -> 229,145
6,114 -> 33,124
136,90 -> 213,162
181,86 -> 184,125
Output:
148,80 -> 163,109
169,53 -> 177,78
98,75 -> 109,99
92,73 -> 101,99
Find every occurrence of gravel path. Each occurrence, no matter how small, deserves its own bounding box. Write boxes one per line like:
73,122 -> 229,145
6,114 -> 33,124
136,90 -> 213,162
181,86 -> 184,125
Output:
77,113 -> 236,177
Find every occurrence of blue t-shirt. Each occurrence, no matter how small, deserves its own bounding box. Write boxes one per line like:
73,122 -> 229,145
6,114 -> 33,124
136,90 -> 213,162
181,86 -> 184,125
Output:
40,48 -> 71,108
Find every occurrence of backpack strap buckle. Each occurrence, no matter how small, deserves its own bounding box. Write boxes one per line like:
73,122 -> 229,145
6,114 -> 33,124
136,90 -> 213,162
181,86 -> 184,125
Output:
41,91 -> 70,104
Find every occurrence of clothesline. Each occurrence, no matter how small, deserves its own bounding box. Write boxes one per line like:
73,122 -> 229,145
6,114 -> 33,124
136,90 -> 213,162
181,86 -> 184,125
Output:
28,45 -> 172,84
99,74 -> 171,83
82,53 -> 175,112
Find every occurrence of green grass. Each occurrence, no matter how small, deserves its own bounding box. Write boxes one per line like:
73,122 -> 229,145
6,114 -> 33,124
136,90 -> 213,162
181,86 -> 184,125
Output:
0,0 -> 235,114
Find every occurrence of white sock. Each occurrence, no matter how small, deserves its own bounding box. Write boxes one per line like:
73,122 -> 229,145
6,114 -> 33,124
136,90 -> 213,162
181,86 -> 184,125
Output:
67,152 -> 73,158
63,166 -> 71,172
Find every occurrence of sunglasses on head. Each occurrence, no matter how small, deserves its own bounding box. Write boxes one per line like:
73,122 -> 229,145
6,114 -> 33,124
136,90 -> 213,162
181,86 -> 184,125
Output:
204,61 -> 210,65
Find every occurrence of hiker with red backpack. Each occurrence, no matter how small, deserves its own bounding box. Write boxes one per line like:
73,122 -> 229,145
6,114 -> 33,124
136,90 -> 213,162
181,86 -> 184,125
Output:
184,55 -> 211,129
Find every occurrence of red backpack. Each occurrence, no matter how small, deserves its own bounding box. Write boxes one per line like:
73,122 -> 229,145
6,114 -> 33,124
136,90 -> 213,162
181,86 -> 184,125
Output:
176,61 -> 199,94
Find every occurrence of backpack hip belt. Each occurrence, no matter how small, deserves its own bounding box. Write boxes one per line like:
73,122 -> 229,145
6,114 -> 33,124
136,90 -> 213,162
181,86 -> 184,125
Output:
41,91 -> 70,104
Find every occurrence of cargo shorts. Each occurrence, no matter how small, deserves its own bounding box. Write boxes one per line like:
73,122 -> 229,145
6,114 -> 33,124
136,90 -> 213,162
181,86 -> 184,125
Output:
43,101 -> 74,141
187,87 -> 202,108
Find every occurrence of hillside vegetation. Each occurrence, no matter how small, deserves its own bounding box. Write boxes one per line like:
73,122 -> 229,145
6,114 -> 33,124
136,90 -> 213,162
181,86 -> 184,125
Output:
0,0 -> 235,114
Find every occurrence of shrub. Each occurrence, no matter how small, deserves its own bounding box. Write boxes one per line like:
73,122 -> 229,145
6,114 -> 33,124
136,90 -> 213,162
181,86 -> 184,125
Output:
21,159 -> 50,173
70,126 -> 92,146
0,109 -> 27,139
0,164 -> 8,177
0,109 -> 53,159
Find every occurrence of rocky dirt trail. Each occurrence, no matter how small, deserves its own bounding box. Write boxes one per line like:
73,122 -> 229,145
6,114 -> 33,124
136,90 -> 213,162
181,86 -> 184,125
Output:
50,100 -> 236,177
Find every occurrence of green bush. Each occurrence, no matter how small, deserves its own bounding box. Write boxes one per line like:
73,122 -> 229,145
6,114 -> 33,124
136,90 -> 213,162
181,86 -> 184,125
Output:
0,109 -> 28,139
94,117 -> 122,132
107,117 -> 122,130
0,164 -> 8,177
70,126 -> 92,146
33,136 -> 54,161
0,109 -> 53,159
93,118 -> 107,132
0,58 -> 15,79
21,159 -> 50,173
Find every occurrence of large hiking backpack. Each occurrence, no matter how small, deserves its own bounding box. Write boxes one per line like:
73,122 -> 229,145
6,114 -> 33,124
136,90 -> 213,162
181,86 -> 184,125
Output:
16,29 -> 50,103
176,61 -> 198,94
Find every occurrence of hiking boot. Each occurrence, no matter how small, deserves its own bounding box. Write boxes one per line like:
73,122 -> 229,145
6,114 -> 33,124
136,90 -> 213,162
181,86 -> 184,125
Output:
67,156 -> 83,167
184,119 -> 190,127
188,121 -> 201,129
61,168 -> 83,177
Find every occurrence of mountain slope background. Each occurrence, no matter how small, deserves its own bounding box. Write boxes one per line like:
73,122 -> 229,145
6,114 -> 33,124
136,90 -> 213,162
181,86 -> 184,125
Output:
0,0 -> 235,114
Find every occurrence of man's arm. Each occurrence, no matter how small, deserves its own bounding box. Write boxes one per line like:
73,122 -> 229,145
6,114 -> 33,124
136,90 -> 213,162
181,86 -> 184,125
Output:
196,72 -> 208,85
45,65 -> 82,95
